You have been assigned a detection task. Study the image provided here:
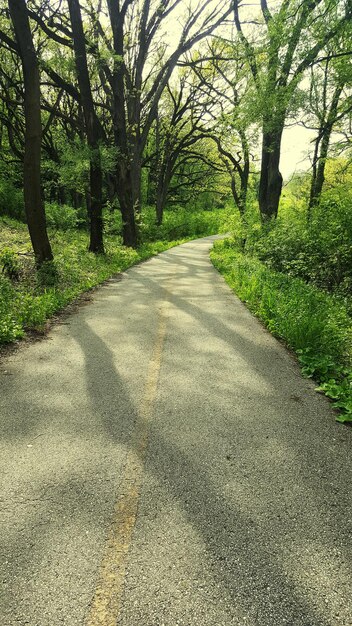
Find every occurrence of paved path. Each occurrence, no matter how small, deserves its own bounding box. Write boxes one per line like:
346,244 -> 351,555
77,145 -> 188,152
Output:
0,236 -> 351,626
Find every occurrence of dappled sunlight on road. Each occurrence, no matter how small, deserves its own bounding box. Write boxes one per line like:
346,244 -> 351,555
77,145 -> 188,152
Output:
1,236 -> 351,626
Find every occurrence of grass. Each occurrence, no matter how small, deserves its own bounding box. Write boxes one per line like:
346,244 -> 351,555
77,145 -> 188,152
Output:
0,209 -> 225,346
211,239 -> 352,423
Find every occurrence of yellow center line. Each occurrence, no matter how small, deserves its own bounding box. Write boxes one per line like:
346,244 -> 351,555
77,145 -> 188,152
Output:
85,299 -> 169,626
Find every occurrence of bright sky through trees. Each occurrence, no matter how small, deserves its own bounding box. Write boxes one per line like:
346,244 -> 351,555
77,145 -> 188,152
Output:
161,0 -> 318,180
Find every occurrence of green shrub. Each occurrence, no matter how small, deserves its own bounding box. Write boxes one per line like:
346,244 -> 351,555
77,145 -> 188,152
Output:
0,206 -> 224,347
45,202 -> 83,230
0,276 -> 25,341
140,205 -> 227,242
211,240 -> 352,423
0,179 -> 25,221
103,208 -> 122,237
36,260 -> 59,288
0,247 -> 21,280
243,188 -> 352,299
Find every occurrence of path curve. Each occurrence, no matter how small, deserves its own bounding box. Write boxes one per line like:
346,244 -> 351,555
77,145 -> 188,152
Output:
0,236 -> 351,626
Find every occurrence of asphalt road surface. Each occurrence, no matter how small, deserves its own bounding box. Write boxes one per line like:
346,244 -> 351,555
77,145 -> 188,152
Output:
0,236 -> 351,626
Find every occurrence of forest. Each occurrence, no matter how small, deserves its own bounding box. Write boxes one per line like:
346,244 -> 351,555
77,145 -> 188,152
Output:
0,0 -> 351,421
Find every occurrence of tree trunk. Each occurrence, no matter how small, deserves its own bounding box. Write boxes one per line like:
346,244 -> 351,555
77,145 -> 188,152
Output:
147,166 -> 157,206
88,158 -> 104,252
72,190 -> 84,209
239,171 -> 249,216
58,186 -> 66,205
87,157 -> 104,253
156,183 -> 168,227
313,138 -> 329,202
259,128 -> 284,221
131,151 -> 142,215
8,0 -> 53,267
107,4 -> 138,247
68,0 -> 104,254
308,84 -> 344,214
116,164 -> 138,247
308,135 -> 321,218
239,129 -> 250,216
231,167 -> 248,217
230,174 -> 241,212
308,130 -> 331,215
106,172 -> 117,204
231,170 -> 248,249
147,112 -> 160,206
155,160 -> 172,226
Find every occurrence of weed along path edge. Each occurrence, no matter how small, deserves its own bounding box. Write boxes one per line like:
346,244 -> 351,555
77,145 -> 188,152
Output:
0,235 -> 351,626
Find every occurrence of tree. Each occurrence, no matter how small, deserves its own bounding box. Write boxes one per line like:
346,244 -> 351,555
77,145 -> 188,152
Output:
17,0 -> 232,247
147,69 -> 220,224
233,0 -> 352,221
68,0 -> 104,253
95,0 -> 232,244
305,55 -> 352,212
186,41 -> 256,216
7,0 -> 53,266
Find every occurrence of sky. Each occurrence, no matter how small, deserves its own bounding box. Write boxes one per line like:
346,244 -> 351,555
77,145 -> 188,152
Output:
280,126 -> 314,180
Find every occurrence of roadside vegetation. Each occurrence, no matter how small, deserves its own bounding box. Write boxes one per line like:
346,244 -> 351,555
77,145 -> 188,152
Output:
212,162 -> 352,423
0,0 -> 352,426
0,207 -> 226,344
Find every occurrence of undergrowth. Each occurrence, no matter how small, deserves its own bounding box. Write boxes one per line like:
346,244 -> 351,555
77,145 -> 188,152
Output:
211,239 -> 352,423
0,207 -> 224,346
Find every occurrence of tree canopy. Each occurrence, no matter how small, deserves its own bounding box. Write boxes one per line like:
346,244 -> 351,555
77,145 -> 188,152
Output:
0,0 -> 351,261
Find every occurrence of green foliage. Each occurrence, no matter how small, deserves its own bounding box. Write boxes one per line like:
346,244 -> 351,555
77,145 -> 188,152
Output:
53,138 -> 90,195
139,206 -> 227,241
211,240 -> 352,423
102,205 -> 227,242
0,207 -> 223,346
0,247 -> 20,280
45,202 -> 84,230
217,161 -> 352,423
0,275 -> 24,341
0,178 -> 25,221
102,208 -> 122,237
36,260 -> 59,287
244,180 -> 352,300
